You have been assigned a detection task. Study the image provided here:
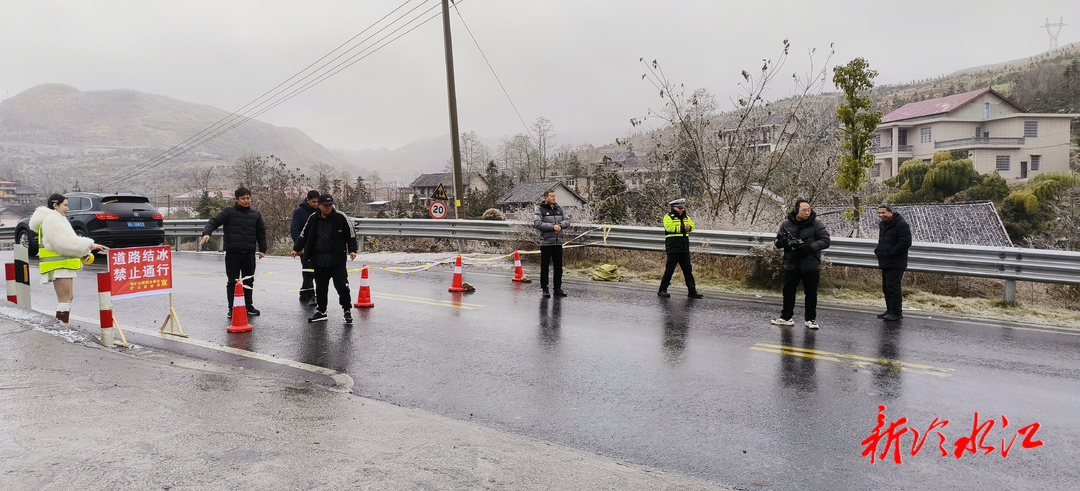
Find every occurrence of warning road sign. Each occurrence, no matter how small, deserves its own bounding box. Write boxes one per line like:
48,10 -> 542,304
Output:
431,183 -> 449,200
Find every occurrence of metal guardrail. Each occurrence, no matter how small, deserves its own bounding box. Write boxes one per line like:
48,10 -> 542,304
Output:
9,219 -> 1080,293
345,219 -> 1080,301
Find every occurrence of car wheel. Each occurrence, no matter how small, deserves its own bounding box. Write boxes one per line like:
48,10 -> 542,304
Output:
17,231 -> 38,257
75,228 -> 86,237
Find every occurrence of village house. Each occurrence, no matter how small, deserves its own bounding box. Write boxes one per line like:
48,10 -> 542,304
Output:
408,172 -> 488,202
871,88 -> 1079,180
496,181 -> 587,220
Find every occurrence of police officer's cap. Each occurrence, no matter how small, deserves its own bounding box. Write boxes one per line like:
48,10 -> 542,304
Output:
668,198 -> 686,208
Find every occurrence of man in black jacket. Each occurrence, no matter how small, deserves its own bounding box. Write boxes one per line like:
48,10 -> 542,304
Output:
291,190 -> 320,305
200,187 -> 268,317
292,194 -> 358,323
771,200 -> 831,329
533,190 -> 570,298
875,204 -> 912,321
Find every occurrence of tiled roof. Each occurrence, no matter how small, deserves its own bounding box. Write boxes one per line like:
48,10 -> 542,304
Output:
880,88 -> 1026,123
409,173 -> 452,188
815,201 -> 1012,247
497,181 -> 563,205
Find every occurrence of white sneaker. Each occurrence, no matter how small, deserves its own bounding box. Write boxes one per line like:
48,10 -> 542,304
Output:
770,318 -> 795,326
805,320 -> 820,329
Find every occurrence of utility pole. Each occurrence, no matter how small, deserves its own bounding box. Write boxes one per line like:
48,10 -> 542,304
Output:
441,0 -> 464,219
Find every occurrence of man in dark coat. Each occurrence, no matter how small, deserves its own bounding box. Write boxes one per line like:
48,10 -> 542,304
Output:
533,189 -> 570,298
875,204 -> 912,321
291,190 -> 320,304
292,194 -> 358,323
658,198 -> 704,299
200,187 -> 268,317
770,200 -> 831,329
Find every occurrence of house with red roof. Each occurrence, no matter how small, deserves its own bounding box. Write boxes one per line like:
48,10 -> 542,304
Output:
871,88 -> 1078,180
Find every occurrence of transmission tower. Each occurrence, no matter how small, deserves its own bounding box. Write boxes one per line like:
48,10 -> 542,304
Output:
1042,17 -> 1067,52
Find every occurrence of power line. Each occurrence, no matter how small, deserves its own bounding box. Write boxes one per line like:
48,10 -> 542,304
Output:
122,0 -> 424,179
97,0 -> 448,189
451,1 -> 534,141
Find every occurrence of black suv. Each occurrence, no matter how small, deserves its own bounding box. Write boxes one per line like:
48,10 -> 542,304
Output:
16,192 -> 165,256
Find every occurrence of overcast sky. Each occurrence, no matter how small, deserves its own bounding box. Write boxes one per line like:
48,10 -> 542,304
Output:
2,0 -> 1077,151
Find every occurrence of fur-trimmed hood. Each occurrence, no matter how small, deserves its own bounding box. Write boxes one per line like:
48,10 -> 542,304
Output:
28,206 -> 95,257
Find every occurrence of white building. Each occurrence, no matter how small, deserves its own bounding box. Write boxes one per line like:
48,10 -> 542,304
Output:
871,88 -> 1078,180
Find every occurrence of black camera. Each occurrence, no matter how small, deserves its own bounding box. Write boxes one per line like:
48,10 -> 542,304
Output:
779,229 -> 804,249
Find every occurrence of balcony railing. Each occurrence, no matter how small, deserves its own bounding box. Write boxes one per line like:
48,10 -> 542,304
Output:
869,144 -> 913,154
935,137 -> 1025,149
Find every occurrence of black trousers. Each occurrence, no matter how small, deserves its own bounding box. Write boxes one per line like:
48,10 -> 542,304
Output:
881,268 -> 905,315
299,253 -> 315,297
225,251 -> 256,308
659,252 -> 696,292
539,245 -> 563,291
314,262 -> 352,312
781,269 -> 820,321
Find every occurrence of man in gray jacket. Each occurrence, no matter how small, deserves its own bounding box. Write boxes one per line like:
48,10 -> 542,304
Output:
533,189 -> 570,298
770,200 -> 831,329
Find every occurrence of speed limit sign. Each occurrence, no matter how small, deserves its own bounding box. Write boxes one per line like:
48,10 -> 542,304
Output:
429,200 -> 447,219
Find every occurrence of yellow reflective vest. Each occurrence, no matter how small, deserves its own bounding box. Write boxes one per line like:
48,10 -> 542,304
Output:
37,224 -> 82,274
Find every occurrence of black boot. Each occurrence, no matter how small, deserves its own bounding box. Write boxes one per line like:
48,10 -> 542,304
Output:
657,289 -> 670,298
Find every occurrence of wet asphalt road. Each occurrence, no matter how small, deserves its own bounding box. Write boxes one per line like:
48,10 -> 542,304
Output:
12,251 -> 1080,490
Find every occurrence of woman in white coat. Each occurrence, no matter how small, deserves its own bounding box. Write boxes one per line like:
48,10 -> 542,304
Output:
28,194 -> 108,323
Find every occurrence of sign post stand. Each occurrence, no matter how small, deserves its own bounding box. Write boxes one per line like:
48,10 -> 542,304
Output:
159,293 -> 187,337
108,246 -> 182,340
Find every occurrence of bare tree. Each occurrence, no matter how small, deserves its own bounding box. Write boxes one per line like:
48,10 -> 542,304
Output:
190,165 -> 217,197
532,117 -> 556,180
635,40 -> 835,227
459,131 -> 491,179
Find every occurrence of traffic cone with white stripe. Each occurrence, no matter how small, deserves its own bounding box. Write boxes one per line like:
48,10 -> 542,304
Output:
511,251 -> 525,282
226,280 -> 252,333
353,265 -> 374,308
449,255 -> 466,292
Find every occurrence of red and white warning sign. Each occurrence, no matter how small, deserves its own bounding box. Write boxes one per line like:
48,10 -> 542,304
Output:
429,201 -> 447,219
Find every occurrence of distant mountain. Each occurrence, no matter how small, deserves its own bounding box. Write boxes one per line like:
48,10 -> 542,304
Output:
0,84 -> 365,193
332,135 -> 455,184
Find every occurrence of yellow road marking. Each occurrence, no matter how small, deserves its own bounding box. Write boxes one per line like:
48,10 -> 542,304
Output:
750,343 -> 955,378
32,308 -> 354,392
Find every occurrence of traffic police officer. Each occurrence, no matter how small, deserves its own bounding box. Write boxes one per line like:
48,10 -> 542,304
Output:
658,198 -> 703,299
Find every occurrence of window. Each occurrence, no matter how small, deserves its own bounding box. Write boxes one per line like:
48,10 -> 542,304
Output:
872,162 -> 881,177
920,127 -> 932,143
872,134 -> 881,147
975,127 -> 982,138
1031,155 -> 1041,171
984,102 -> 991,118
1024,121 -> 1038,138
898,129 -> 907,146
996,155 -> 1011,172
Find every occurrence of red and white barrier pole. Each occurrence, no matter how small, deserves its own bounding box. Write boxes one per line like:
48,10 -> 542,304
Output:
97,273 -> 115,347
5,263 -> 16,304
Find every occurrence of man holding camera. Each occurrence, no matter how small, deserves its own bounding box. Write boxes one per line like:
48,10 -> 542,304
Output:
771,200 -> 831,329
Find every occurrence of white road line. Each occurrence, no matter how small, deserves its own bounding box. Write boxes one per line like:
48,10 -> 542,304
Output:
33,307 -> 355,393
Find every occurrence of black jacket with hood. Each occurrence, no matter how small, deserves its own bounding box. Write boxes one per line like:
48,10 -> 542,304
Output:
290,199 -> 317,243
773,209 -> 831,272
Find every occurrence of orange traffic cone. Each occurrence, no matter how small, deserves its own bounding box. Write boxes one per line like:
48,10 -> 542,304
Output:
353,265 -> 374,308
449,255 -> 466,292
226,280 -> 252,333
512,250 -> 526,282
